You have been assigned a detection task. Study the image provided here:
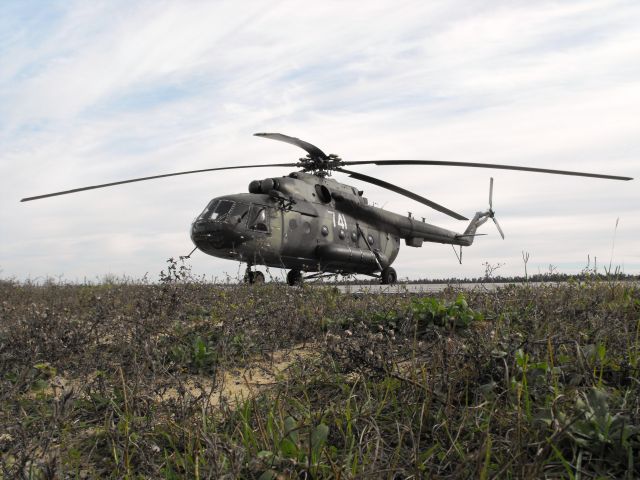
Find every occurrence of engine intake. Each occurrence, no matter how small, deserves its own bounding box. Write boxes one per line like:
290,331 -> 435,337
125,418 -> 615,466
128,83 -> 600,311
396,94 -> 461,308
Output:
248,178 -> 280,194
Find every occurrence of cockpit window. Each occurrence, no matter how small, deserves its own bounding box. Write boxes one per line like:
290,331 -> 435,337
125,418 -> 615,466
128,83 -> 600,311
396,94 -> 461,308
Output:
247,205 -> 269,232
209,200 -> 234,221
234,203 -> 250,221
198,200 -> 216,219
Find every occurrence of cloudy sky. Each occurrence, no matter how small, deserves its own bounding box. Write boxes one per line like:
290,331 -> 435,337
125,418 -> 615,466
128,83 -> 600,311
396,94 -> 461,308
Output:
1,0 -> 638,282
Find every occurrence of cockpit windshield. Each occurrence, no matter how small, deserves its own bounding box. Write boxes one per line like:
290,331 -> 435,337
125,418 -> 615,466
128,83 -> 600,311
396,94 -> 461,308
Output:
200,199 -> 235,222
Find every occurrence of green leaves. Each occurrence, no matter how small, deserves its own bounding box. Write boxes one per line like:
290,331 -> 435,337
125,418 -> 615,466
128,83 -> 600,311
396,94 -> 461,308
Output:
255,416 -> 330,478
311,422 -> 329,458
279,437 -> 298,458
410,293 -> 482,329
167,333 -> 218,373
568,387 -> 639,456
192,336 -> 217,371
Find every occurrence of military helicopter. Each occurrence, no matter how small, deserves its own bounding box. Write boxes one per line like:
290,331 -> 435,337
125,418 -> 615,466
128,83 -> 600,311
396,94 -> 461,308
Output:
21,133 -> 632,285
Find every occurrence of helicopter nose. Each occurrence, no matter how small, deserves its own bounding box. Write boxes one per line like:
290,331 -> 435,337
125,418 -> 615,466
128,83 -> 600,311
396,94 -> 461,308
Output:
192,225 -> 225,249
191,221 -> 225,249
190,220 -> 245,254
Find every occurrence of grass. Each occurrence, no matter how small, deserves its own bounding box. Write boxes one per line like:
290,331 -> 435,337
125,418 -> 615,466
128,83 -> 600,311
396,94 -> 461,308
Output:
0,271 -> 638,478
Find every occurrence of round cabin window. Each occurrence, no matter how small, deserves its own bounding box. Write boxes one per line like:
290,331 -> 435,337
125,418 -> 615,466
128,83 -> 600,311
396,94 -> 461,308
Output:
367,234 -> 374,245
321,225 -> 329,236
351,231 -> 357,242
338,229 -> 346,239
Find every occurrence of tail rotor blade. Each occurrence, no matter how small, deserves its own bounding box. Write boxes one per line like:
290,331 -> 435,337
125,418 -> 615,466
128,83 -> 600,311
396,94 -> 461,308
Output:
489,177 -> 494,209
492,216 -> 505,239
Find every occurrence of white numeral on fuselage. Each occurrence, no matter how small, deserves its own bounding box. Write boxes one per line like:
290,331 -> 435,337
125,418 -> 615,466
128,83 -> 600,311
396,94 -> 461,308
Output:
328,210 -> 348,229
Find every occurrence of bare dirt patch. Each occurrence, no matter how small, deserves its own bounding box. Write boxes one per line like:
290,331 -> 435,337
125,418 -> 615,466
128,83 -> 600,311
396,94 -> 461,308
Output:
158,343 -> 317,407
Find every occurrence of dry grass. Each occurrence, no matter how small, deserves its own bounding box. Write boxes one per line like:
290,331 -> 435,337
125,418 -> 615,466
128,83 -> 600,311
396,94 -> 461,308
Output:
0,268 -> 638,478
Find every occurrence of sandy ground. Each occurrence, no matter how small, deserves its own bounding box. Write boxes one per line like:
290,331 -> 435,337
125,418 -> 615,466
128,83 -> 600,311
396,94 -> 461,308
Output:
158,343 -> 317,407
29,343 -> 316,410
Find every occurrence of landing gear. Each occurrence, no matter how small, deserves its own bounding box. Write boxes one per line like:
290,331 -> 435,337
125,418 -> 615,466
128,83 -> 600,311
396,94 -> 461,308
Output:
253,271 -> 265,283
244,266 -> 265,284
287,269 -> 303,286
380,266 -> 397,285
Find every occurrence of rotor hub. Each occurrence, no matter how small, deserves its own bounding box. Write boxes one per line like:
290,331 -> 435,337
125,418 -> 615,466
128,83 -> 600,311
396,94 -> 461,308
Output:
297,154 -> 343,174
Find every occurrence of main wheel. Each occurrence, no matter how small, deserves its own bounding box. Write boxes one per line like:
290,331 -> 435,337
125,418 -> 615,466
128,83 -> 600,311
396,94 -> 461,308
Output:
244,270 -> 265,284
287,269 -> 303,286
380,266 -> 397,285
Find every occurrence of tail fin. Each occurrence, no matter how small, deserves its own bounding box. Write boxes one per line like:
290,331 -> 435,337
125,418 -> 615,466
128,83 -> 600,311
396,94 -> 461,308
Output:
455,177 -> 505,246
456,211 -> 490,246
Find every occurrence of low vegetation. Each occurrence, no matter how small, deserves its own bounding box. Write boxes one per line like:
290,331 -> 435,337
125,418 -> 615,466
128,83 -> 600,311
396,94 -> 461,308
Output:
1,266 -> 638,478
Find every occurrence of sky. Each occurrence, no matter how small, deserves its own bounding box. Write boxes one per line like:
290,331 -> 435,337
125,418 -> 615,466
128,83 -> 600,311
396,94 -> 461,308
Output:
1,0 -> 638,283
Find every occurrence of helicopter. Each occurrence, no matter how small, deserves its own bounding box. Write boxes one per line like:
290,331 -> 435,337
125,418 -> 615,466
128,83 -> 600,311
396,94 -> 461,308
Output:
21,133 -> 633,285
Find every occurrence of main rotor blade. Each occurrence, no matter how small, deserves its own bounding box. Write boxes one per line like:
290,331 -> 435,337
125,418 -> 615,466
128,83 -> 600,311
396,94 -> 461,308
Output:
20,162 -> 298,202
254,132 -> 328,159
334,167 -> 468,220
342,160 -> 633,181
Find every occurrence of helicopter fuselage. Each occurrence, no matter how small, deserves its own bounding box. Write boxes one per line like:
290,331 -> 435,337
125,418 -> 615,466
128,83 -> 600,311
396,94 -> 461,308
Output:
190,171 -> 478,276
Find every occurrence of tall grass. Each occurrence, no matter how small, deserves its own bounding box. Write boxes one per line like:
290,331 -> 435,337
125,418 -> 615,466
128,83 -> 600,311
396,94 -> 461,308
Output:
0,274 -> 638,478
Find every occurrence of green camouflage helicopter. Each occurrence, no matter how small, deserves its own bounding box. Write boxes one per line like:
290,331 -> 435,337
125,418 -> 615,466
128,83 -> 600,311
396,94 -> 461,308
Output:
21,133 -> 632,285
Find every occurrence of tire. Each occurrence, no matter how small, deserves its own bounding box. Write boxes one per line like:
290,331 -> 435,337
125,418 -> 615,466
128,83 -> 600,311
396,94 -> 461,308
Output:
380,267 -> 397,285
253,271 -> 265,284
287,269 -> 303,286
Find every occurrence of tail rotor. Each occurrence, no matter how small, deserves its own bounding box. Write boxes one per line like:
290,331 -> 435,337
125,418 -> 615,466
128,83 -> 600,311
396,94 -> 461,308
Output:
488,177 -> 505,239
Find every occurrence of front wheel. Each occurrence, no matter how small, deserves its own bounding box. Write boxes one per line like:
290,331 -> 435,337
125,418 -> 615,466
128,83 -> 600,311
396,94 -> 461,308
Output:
380,267 -> 397,285
287,269 -> 303,286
